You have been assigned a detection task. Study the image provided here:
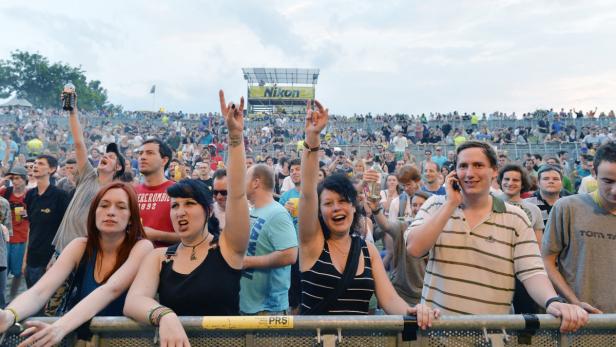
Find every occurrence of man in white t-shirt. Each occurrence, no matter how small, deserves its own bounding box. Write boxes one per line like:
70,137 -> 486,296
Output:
392,131 -> 408,161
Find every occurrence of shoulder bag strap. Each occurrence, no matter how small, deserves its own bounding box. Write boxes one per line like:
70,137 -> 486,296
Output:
164,243 -> 180,263
305,236 -> 362,315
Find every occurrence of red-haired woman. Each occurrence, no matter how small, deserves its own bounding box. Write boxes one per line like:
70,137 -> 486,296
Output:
0,182 -> 153,346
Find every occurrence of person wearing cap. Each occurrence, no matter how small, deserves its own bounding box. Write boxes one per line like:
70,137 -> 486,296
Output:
51,96 -> 125,259
41,95 -> 126,313
0,166 -> 30,299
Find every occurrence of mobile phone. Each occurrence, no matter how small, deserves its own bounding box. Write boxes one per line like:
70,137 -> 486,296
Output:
451,160 -> 461,191
451,178 -> 461,191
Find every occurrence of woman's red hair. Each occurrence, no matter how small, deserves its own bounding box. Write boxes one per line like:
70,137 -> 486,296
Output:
85,182 -> 145,283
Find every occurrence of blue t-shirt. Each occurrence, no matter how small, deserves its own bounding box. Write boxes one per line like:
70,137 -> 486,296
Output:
421,185 -> 447,196
240,201 -> 298,313
279,188 -> 301,231
0,141 -> 19,162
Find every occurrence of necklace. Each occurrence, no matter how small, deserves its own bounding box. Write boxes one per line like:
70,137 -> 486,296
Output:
328,239 -> 350,256
181,232 -> 209,261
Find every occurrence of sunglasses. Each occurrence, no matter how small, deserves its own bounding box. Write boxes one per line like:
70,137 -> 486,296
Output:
213,189 -> 228,197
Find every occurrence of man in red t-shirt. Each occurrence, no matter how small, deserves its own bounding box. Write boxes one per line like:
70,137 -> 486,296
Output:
0,166 -> 29,298
135,139 -> 178,248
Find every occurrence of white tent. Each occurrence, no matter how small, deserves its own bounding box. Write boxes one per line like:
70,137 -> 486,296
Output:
0,96 -> 33,107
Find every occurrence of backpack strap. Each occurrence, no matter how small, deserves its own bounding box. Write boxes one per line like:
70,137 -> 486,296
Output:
164,243 -> 180,263
305,235 -> 361,315
398,193 -> 408,218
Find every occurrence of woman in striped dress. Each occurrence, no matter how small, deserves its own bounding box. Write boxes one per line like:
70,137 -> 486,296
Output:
298,100 -> 439,329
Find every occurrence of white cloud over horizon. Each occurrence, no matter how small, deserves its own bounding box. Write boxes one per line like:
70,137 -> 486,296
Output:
1,0 -> 615,115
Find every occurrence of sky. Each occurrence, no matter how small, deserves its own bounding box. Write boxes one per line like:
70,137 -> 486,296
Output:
1,0 -> 616,115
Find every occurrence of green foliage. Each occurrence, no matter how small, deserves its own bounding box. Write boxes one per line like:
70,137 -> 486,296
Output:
0,50 -> 109,110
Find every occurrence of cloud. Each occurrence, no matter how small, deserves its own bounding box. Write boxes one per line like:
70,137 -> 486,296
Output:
1,0 -> 615,114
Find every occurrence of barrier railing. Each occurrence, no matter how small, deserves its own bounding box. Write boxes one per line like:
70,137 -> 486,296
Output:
2,314 -> 615,346
250,142 -> 582,161
1,113 -> 614,130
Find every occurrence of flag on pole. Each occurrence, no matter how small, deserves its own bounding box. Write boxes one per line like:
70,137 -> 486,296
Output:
150,85 -> 156,94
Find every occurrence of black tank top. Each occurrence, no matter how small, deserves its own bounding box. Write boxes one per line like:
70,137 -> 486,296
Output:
159,240 -> 241,315
300,237 -> 374,315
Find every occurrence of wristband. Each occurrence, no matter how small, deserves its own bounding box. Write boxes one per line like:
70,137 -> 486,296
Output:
545,296 -> 567,309
5,307 -> 18,326
153,308 -> 174,326
147,305 -> 165,326
302,141 -> 320,152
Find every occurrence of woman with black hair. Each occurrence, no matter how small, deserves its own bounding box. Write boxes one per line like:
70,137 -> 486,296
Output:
124,90 -> 249,347
297,100 -> 439,329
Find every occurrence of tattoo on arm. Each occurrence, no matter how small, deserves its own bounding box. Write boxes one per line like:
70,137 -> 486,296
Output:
228,135 -> 242,147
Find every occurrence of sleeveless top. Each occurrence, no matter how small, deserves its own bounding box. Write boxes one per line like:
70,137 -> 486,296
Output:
159,240 -> 241,316
76,250 -> 127,316
300,237 -> 375,315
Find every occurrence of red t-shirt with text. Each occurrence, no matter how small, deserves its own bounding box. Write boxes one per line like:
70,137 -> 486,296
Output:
135,180 -> 175,248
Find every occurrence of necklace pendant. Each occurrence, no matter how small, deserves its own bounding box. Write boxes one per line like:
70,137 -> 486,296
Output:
190,248 -> 197,261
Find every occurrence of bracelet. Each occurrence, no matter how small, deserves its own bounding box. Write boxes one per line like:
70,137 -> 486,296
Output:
152,308 -> 174,326
228,135 -> 242,147
147,305 -> 165,326
302,141 -> 320,152
545,296 -> 567,309
156,309 -> 175,325
5,307 -> 18,326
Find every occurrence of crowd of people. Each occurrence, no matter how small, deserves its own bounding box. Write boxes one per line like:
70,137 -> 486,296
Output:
0,94 -> 613,346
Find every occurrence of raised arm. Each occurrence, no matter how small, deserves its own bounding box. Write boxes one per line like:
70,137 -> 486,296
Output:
298,100 -> 328,265
66,95 -> 89,174
1,137 -> 10,172
218,90 -> 249,268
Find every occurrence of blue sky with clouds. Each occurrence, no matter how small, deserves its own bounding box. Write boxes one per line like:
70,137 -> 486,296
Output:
1,0 -> 615,115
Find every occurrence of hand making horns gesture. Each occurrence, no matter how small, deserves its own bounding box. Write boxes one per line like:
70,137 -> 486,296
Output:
304,100 -> 328,145
219,90 -> 245,136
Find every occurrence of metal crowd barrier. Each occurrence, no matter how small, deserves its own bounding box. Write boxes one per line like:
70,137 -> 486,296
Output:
251,142 -> 582,161
2,314 -> 615,346
1,113 -> 614,131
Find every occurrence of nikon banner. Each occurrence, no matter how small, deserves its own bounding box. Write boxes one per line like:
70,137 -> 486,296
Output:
248,86 -> 315,99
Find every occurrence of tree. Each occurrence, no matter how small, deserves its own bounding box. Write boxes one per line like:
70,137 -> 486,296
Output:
0,50 -> 109,111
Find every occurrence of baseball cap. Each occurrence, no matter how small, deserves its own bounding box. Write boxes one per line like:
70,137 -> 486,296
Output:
105,143 -> 126,177
7,166 -> 27,179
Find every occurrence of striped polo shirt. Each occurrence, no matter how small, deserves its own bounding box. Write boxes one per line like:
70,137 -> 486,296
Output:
410,195 -> 546,315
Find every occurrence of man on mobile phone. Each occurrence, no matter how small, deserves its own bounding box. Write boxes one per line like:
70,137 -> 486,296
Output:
407,141 -> 588,332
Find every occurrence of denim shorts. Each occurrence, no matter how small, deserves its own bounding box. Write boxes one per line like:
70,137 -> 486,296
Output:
7,242 -> 26,277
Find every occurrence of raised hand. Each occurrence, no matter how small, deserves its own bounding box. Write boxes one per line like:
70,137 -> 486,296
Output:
304,100 -> 328,138
219,90 -> 244,137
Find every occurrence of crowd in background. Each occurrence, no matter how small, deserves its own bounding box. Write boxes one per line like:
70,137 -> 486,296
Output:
0,101 -> 613,344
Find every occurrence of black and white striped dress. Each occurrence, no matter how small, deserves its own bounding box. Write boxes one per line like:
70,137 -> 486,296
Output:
300,237 -> 375,315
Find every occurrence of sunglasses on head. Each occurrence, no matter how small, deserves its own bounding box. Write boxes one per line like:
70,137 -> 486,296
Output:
213,189 -> 228,197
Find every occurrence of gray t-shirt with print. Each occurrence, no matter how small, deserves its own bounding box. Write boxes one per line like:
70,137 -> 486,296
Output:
52,162 -> 99,253
505,198 -> 545,232
543,193 -> 616,313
